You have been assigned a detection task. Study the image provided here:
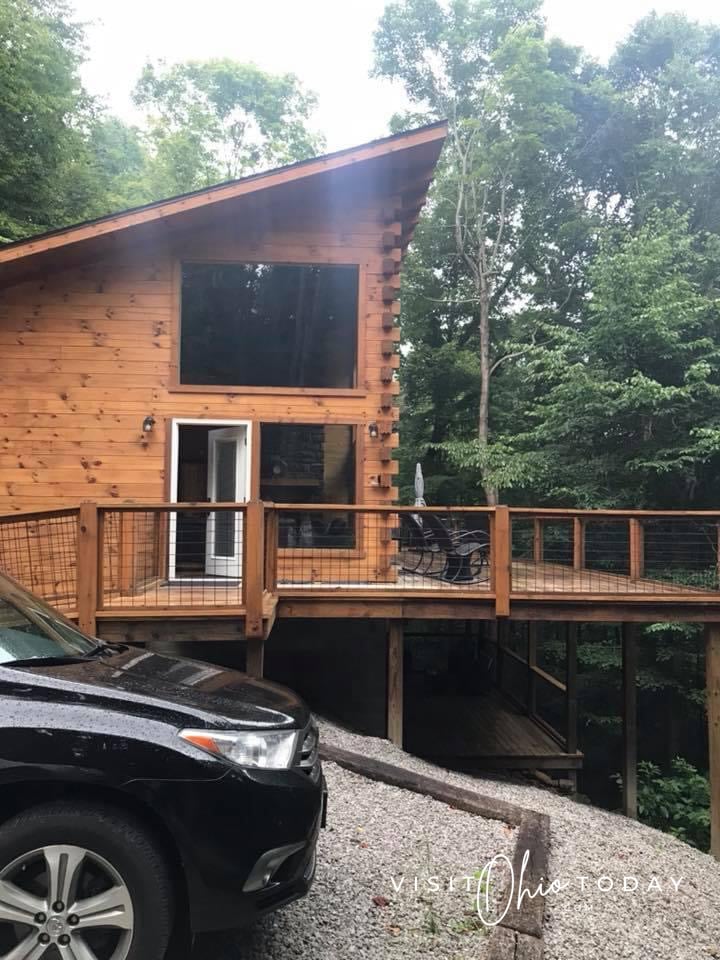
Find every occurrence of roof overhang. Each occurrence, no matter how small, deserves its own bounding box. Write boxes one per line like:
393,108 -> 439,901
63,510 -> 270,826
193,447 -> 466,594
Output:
0,121 -> 447,286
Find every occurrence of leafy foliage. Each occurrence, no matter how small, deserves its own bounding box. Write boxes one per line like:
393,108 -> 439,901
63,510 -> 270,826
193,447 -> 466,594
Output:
0,0 -> 90,239
376,0 -> 603,501
513,209 -> 720,507
133,60 -> 323,194
632,758 -> 710,851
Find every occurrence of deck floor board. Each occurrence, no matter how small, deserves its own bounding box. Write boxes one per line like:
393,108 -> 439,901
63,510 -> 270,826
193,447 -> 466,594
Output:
100,558 -> 704,609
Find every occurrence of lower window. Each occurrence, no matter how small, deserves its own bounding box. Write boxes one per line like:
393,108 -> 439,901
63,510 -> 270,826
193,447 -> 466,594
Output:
260,424 -> 356,548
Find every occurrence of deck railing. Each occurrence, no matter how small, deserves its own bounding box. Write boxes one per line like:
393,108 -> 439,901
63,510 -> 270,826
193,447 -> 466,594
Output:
271,504 -> 494,593
0,507 -> 80,613
1,502 -> 720,630
511,508 -> 720,597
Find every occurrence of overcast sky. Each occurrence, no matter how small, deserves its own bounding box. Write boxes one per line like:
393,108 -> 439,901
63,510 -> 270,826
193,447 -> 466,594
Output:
75,0 -> 720,151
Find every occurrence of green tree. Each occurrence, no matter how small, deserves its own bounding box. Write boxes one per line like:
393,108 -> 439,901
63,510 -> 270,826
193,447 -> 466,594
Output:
598,13 -> 720,233
53,114 -> 155,223
375,0 -> 603,502
0,0 -> 157,240
515,210 -> 720,508
378,3 -> 718,828
133,59 -> 323,195
0,0 -> 88,240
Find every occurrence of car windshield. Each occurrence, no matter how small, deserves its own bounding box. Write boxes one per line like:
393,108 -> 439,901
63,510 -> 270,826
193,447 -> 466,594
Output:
0,595 -> 98,665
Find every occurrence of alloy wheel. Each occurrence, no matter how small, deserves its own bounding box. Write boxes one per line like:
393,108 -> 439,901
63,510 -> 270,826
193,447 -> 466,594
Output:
0,844 -> 134,959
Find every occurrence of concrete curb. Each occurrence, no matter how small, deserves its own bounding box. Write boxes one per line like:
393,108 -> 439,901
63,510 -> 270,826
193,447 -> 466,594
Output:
320,743 -> 550,960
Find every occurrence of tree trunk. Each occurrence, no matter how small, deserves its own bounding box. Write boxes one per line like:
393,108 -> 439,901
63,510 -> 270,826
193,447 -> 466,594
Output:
478,288 -> 498,505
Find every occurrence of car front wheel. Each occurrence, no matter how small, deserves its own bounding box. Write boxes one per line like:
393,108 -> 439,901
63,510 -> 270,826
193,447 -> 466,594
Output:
0,801 -> 173,960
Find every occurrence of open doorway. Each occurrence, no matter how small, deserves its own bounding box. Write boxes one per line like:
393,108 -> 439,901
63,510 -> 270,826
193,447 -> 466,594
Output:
169,420 -> 251,580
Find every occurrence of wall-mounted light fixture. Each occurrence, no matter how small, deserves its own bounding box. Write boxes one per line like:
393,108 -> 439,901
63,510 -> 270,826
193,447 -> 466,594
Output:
142,415 -> 156,433
368,422 -> 379,439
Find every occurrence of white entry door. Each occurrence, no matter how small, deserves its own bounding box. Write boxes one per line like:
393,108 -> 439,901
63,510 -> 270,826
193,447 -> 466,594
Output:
205,427 -> 247,578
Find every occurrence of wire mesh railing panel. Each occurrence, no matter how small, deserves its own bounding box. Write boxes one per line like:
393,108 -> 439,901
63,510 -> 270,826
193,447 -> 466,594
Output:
511,512 -> 720,595
643,518 -> 719,591
511,518 -> 575,592
100,507 -> 246,609
583,521 -> 630,574
274,507 -> 493,592
0,511 -> 78,611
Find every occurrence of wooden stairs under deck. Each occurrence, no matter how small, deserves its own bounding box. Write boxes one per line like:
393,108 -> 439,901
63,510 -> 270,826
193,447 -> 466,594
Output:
404,690 -> 582,771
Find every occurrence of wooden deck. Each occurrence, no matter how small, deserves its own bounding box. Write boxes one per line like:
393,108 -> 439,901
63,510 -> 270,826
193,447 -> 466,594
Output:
4,501 -> 719,855
98,558 -> 700,611
404,690 -> 582,770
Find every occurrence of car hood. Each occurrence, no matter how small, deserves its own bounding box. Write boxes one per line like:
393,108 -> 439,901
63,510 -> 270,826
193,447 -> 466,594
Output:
0,647 -> 310,731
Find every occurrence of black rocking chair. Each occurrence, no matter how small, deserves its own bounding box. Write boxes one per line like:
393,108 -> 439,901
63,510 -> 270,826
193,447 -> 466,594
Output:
399,512 -> 490,583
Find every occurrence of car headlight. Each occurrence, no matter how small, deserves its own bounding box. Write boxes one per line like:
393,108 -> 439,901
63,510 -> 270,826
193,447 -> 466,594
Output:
180,728 -> 299,769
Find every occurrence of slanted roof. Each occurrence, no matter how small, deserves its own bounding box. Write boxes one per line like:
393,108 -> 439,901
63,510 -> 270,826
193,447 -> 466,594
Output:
0,121 -> 447,285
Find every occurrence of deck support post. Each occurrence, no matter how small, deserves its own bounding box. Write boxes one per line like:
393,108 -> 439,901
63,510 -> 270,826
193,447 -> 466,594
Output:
497,619 -> 510,695
622,622 -> 638,818
77,502 -> 98,637
706,624 -> 720,859
566,623 -> 579,791
387,620 -> 404,747
246,638 -> 265,679
527,622 -> 538,716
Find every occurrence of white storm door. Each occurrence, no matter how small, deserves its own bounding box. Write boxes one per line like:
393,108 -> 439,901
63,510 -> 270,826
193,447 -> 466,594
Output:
205,427 -> 247,578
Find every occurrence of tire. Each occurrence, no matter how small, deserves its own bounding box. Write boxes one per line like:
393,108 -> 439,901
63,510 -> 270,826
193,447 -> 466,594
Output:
0,800 -> 173,960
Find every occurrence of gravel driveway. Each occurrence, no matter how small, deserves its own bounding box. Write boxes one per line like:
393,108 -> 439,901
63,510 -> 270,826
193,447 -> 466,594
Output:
318,719 -> 720,960
198,718 -> 720,960
204,759 -> 515,959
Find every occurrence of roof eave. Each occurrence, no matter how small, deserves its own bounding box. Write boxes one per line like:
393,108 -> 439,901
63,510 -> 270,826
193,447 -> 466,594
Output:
0,121 -> 447,268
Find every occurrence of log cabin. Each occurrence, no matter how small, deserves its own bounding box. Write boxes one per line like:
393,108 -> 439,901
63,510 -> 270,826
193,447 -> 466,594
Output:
0,120 -> 719,855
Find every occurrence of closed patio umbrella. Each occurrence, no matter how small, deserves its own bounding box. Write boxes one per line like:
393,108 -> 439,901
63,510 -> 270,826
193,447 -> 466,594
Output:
414,462 -> 426,507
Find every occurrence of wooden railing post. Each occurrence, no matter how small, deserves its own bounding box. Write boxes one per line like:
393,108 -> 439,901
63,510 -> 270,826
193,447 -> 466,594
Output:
96,509 -> 105,611
493,505 -> 511,617
244,500 -> 265,649
573,518 -> 585,571
77,502 -> 98,636
263,506 -> 279,594
629,518 -> 644,579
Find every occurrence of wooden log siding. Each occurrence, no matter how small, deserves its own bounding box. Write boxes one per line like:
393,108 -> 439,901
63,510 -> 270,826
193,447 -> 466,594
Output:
0,182 -> 407,546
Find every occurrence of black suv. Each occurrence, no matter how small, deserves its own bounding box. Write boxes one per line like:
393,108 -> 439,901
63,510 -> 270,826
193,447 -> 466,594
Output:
0,571 -> 325,960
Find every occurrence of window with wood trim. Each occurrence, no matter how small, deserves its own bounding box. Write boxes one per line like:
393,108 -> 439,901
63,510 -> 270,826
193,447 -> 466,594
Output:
260,423 -> 356,548
180,262 -> 358,388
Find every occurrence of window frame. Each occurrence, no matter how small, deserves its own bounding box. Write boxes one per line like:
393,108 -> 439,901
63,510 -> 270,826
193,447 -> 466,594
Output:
169,257 -> 367,396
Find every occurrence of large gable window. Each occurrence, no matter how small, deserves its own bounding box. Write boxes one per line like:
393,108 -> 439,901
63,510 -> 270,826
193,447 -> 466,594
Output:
179,262 -> 358,388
